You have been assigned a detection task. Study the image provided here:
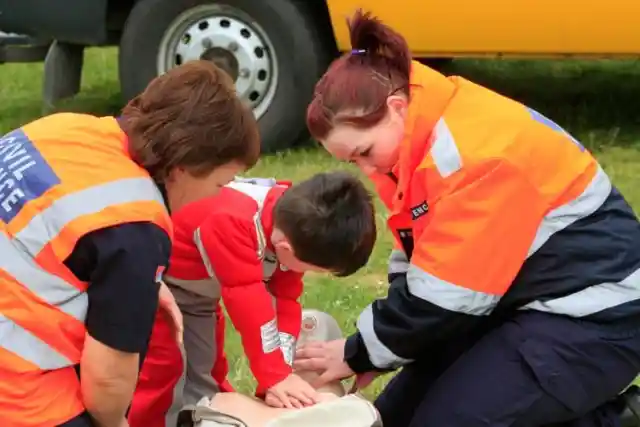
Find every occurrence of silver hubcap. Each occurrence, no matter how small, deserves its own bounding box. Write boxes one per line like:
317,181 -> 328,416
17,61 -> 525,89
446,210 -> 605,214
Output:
157,5 -> 278,120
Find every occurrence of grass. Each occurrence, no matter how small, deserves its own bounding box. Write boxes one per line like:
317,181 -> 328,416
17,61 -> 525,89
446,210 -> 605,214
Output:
2,48 -> 640,399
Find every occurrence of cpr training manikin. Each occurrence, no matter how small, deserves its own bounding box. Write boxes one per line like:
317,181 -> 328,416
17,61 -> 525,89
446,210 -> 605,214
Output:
178,310 -> 382,427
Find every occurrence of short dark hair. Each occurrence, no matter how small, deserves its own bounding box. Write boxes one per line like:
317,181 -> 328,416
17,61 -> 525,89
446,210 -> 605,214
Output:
273,171 -> 377,277
120,60 -> 260,181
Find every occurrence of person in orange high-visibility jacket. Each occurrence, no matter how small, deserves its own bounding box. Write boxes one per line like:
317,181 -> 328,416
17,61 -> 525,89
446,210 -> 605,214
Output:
0,60 -> 260,427
295,10 -> 640,427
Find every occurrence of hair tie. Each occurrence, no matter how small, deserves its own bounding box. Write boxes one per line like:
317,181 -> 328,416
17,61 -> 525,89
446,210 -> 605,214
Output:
351,49 -> 367,55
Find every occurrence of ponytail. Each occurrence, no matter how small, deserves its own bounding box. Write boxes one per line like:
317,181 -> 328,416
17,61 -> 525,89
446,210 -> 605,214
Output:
307,10 -> 413,141
348,9 -> 411,85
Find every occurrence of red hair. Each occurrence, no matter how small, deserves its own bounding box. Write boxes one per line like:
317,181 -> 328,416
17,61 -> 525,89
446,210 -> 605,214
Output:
306,9 -> 412,140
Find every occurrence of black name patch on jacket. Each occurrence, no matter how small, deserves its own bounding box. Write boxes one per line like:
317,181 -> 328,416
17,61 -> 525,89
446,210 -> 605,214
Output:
410,201 -> 429,220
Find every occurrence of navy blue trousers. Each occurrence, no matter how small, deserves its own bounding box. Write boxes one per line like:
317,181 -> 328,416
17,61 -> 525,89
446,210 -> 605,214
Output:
374,311 -> 640,427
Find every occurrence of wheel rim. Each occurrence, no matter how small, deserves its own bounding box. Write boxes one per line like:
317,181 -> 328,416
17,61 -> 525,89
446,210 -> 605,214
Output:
157,4 -> 279,120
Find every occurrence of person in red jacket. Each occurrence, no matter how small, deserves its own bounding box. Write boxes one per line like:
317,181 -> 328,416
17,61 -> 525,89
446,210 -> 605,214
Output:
128,171 -> 377,427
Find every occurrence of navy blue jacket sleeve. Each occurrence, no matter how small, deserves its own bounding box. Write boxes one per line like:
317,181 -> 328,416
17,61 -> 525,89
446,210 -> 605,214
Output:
64,222 -> 171,354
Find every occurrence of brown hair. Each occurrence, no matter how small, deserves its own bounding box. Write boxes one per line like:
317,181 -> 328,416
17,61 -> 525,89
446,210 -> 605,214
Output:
273,171 -> 377,277
121,60 -> 260,181
306,9 -> 412,140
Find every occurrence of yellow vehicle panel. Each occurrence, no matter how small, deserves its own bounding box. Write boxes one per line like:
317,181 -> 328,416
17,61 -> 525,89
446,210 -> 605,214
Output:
325,0 -> 640,58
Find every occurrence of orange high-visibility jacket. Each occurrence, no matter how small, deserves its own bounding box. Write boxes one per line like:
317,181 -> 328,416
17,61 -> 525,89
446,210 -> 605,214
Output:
0,113 -> 172,426
349,62 -> 640,372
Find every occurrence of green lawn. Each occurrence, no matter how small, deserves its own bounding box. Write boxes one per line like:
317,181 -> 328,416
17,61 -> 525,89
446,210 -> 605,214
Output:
2,48 -> 640,399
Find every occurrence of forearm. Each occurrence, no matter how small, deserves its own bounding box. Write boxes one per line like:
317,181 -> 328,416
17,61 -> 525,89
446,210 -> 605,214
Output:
81,334 -> 139,427
270,274 -> 304,341
276,298 -> 302,337
223,284 -> 291,391
345,273 -> 483,373
273,298 -> 300,368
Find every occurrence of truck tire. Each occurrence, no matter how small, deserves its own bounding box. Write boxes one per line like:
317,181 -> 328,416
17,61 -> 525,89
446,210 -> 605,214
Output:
119,0 -> 333,153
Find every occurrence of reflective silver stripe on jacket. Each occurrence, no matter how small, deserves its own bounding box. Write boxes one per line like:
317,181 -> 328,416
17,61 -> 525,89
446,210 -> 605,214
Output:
430,118 -> 463,178
0,176 -> 166,370
522,267 -> 640,316
357,304 -> 413,369
388,249 -> 410,276
407,265 -> 501,316
14,177 -> 165,257
526,166 -> 611,258
0,314 -> 73,370
193,227 -> 217,279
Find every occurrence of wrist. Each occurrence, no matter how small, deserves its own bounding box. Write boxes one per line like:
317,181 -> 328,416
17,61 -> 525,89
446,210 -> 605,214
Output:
257,367 -> 291,395
83,379 -> 133,427
344,333 -> 377,373
81,358 -> 137,426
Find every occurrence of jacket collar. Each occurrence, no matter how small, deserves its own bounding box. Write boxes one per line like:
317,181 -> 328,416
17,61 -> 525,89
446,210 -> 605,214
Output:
260,182 -> 291,253
394,62 -> 457,209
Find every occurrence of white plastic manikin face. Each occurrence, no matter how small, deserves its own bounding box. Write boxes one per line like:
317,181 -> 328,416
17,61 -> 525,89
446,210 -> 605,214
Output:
321,95 -> 408,176
164,162 -> 244,212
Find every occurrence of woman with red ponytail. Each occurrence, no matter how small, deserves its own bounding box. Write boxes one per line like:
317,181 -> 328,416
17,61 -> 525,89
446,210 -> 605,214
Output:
295,9 -> 640,427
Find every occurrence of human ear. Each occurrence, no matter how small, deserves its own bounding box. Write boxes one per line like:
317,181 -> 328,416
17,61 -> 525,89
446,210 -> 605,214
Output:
274,239 -> 294,254
387,95 -> 408,120
164,168 -> 180,184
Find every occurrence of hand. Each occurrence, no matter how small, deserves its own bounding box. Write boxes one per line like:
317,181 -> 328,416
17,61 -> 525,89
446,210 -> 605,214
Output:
158,281 -> 183,345
294,338 -> 355,388
118,418 -> 130,427
265,373 -> 320,409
